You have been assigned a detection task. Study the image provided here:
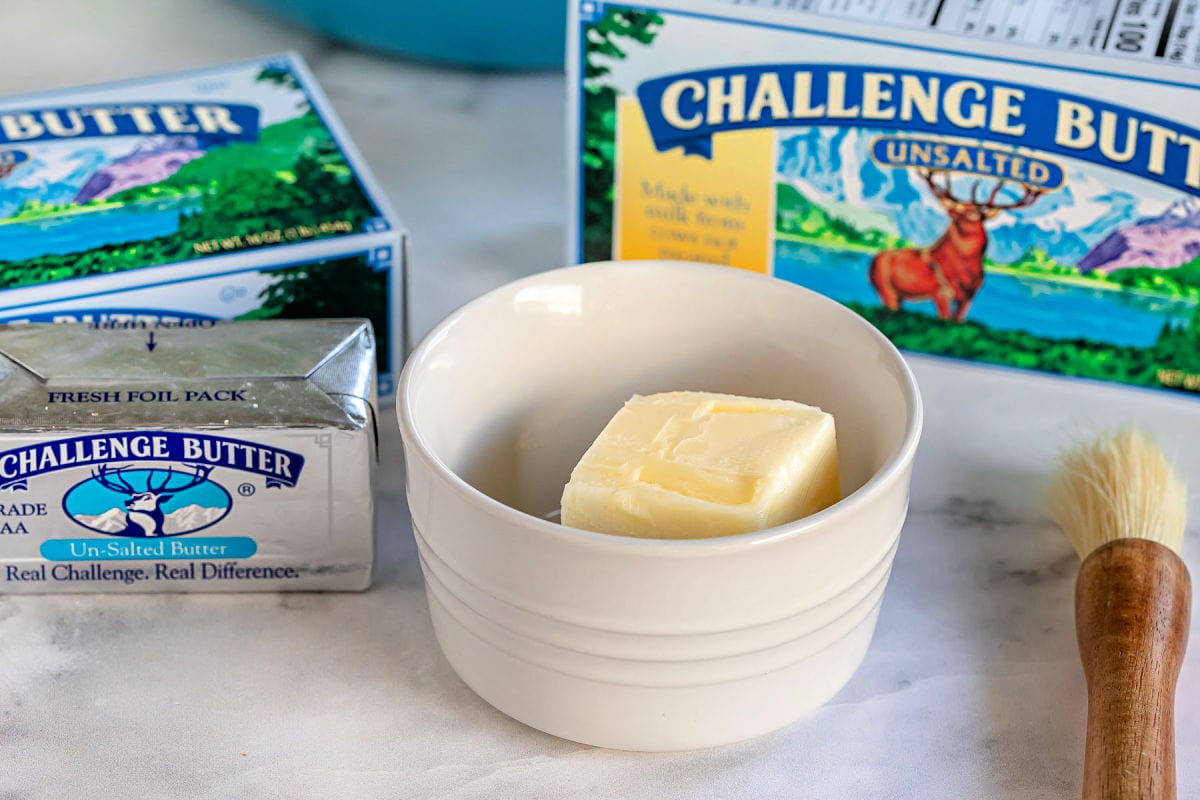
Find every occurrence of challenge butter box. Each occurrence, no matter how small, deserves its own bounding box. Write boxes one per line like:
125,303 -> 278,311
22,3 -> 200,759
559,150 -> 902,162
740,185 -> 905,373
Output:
568,1 -> 1200,395
0,320 -> 376,593
0,53 -> 405,397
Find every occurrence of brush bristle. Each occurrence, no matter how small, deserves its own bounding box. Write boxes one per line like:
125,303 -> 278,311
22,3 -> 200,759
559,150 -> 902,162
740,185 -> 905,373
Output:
1048,429 -> 1187,559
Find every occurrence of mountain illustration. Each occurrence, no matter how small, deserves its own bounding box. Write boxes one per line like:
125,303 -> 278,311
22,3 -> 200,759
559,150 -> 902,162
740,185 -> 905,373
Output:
74,503 -> 226,534
984,219 -> 1092,265
74,507 -> 128,532
1138,196 -> 1200,228
1078,198 -> 1200,273
776,127 -> 1162,266
74,136 -> 206,203
0,147 -> 109,218
162,504 -> 226,533
1078,227 -> 1200,273
1078,191 -> 1148,241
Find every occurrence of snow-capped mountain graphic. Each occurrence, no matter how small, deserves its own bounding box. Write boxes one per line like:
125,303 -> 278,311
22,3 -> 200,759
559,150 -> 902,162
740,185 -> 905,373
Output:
1079,228 -> 1200,273
73,504 -> 226,534
1075,198 -> 1200,273
776,127 -> 1174,266
75,507 -> 129,533
162,504 -> 226,534
0,147 -> 110,217
0,135 -> 208,216
74,136 -> 206,203
1138,196 -> 1200,229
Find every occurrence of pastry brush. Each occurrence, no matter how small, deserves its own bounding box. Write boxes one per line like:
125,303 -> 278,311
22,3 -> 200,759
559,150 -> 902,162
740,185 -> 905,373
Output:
1049,429 -> 1191,800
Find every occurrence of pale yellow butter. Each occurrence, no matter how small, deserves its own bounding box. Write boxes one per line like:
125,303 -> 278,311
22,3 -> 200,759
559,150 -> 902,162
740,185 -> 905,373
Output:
560,391 -> 840,539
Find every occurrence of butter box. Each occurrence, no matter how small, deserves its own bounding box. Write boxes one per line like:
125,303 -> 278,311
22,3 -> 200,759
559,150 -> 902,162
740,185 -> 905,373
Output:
0,53 -> 405,398
568,1 -> 1200,396
0,319 -> 376,593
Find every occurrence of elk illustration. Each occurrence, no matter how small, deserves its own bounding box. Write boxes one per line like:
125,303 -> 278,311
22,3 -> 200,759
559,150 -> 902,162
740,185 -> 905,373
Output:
91,464 -> 214,537
869,169 -> 1045,322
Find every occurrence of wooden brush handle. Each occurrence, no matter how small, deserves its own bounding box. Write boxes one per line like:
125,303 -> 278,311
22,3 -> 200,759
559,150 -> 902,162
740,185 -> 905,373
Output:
1076,538 -> 1191,800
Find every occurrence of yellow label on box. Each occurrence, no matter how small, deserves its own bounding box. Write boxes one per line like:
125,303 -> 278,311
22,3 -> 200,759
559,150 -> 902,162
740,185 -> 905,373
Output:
614,97 -> 773,273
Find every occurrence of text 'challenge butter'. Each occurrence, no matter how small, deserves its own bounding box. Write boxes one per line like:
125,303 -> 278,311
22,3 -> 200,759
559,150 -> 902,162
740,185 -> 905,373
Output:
0,319 -> 377,592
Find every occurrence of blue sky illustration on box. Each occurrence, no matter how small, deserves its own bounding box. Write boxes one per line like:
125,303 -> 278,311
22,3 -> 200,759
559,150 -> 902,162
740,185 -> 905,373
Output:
776,126 -> 1182,266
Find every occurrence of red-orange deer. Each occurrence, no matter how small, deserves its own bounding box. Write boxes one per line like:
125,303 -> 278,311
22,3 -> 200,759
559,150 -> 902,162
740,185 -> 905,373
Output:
869,169 -> 1045,322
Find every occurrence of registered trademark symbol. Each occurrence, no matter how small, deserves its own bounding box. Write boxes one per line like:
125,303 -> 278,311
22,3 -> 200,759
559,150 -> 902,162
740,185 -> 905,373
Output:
237,483 -> 256,496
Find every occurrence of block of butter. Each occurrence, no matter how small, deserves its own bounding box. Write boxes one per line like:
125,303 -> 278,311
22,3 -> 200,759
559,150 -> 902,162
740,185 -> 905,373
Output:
561,391 -> 839,539
0,319 -> 376,593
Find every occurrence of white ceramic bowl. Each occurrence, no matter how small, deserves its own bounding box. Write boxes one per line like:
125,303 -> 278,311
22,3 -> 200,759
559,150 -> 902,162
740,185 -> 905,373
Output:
397,260 -> 922,751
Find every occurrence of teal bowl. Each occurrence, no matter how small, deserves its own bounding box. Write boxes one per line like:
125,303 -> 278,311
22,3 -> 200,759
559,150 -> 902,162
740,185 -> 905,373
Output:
245,0 -> 566,70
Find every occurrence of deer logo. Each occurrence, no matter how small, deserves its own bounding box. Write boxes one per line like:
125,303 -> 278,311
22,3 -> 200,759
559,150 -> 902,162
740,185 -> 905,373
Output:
90,464 -> 215,537
869,169 -> 1046,322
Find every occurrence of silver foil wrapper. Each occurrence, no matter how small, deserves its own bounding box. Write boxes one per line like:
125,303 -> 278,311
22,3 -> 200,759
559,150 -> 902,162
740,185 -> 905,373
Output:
0,319 -> 376,592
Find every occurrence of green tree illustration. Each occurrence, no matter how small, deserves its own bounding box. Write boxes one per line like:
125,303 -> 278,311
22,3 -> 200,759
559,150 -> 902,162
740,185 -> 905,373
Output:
245,256 -> 390,371
582,8 -> 664,262
256,66 -> 311,112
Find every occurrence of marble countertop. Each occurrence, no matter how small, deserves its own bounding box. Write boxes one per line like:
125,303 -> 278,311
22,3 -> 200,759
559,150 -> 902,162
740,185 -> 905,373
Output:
2,3 -> 1198,798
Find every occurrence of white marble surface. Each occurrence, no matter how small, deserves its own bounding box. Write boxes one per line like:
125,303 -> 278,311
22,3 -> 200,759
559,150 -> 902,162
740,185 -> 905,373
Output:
2,3 -> 1199,798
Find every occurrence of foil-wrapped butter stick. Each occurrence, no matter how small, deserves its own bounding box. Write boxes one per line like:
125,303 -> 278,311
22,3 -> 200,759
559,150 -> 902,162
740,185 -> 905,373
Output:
0,319 -> 377,593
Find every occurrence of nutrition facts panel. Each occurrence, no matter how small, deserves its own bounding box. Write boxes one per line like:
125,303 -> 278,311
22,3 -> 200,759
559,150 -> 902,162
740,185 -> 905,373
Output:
719,0 -> 1200,68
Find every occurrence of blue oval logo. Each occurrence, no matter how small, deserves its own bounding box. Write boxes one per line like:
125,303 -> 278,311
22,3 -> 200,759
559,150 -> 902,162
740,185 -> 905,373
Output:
869,136 -> 1066,191
63,465 -> 232,538
0,149 -> 28,166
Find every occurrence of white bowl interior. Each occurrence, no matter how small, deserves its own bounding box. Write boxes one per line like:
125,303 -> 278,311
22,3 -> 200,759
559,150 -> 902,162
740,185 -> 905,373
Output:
406,261 -> 915,524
